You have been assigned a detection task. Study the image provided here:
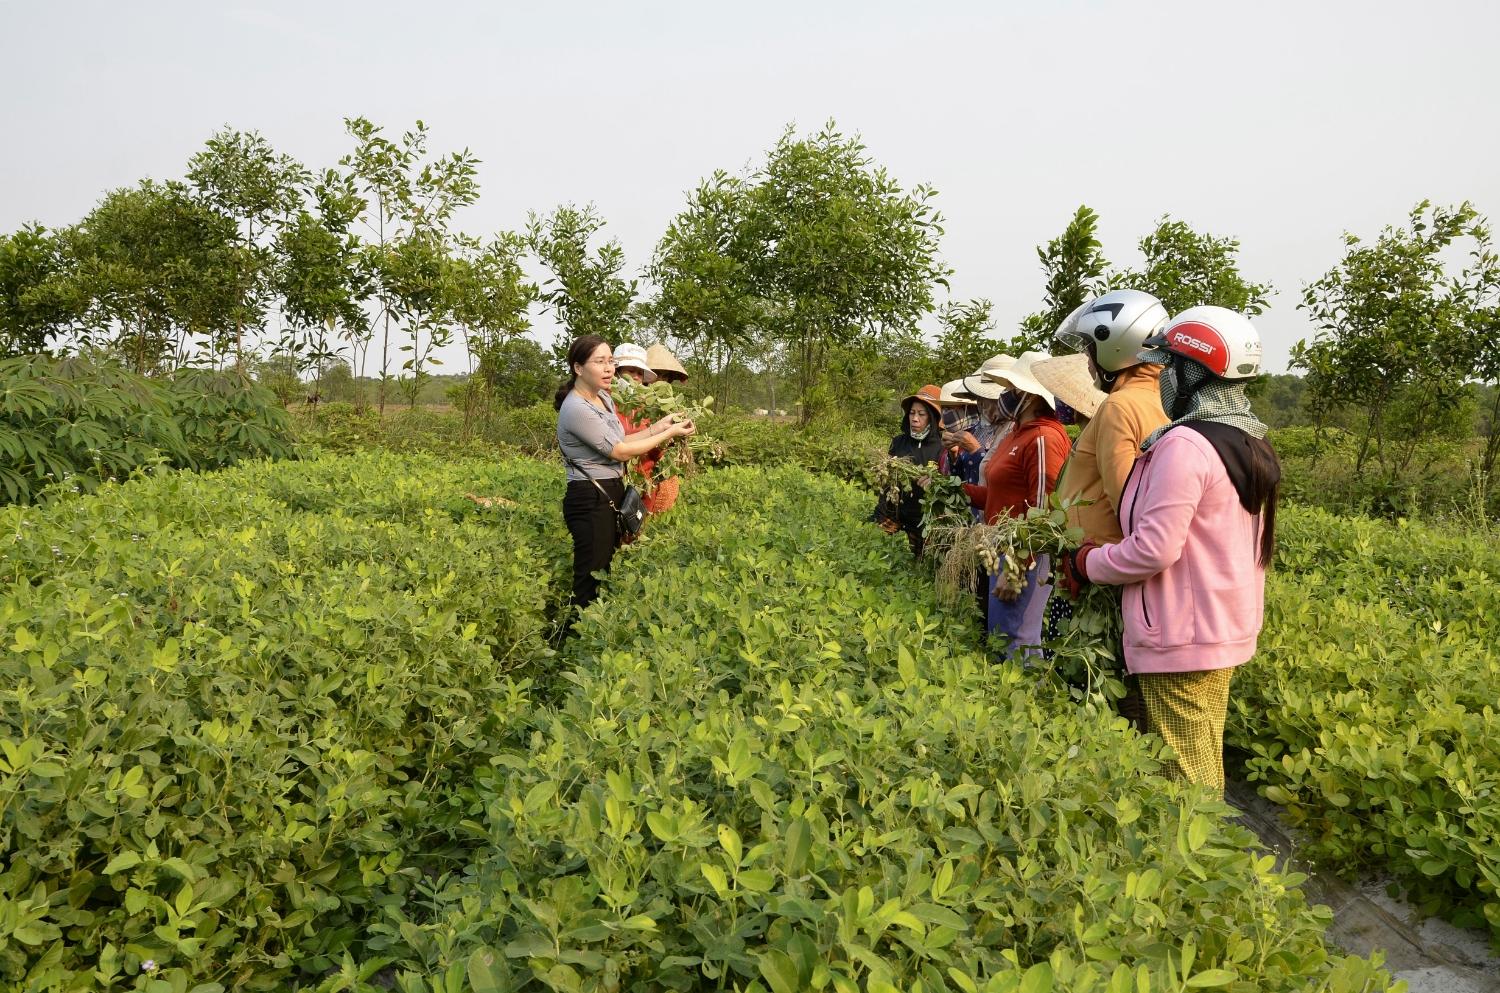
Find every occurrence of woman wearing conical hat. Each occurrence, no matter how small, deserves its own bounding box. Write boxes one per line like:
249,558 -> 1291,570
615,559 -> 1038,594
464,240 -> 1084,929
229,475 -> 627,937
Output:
962,351 -> 1072,657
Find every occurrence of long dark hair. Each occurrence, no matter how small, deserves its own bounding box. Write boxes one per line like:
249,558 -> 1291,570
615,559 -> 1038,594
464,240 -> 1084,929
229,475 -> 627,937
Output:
553,334 -> 610,410
1248,437 -> 1282,568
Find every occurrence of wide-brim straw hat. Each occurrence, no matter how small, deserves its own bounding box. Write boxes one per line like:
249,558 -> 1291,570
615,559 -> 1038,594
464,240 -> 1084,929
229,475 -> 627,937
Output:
962,353 -> 1015,400
613,343 -> 657,383
985,350 -> 1056,408
939,379 -> 977,405
901,384 -> 942,421
645,343 -> 688,383
1030,352 -> 1107,418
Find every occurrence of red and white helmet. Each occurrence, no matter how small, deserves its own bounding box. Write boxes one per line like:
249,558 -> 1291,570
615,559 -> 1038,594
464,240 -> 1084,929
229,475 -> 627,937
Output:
1145,306 -> 1263,380
1055,289 -> 1169,373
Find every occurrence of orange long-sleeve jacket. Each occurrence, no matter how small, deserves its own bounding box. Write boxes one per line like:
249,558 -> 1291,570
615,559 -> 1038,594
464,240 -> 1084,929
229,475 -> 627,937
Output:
1057,364 -> 1169,544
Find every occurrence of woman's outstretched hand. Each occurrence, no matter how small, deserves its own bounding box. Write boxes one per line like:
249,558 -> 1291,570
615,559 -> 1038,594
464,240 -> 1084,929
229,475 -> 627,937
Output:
650,412 -> 696,440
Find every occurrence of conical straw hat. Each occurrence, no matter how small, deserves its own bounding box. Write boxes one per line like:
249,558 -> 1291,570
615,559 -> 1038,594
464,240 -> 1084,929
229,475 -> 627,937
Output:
1030,352 -> 1107,418
645,343 -> 688,382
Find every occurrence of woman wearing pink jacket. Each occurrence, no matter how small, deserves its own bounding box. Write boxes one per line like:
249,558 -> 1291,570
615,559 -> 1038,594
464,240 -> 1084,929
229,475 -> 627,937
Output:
1060,307 -> 1281,791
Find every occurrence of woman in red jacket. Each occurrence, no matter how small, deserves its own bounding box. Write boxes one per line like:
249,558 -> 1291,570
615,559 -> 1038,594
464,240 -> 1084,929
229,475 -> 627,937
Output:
615,342 -> 690,516
612,343 -> 671,519
963,351 -> 1072,656
643,343 -> 690,512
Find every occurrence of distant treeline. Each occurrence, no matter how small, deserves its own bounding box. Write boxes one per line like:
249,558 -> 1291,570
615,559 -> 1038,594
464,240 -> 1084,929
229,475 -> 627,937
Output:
1,119 -> 1495,485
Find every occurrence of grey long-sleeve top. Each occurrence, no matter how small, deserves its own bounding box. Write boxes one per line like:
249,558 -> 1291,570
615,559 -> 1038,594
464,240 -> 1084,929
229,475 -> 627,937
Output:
557,389 -> 626,481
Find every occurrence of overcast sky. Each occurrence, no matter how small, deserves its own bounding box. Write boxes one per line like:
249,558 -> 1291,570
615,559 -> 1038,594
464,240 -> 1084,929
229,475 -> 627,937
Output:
2,0 -> 1496,373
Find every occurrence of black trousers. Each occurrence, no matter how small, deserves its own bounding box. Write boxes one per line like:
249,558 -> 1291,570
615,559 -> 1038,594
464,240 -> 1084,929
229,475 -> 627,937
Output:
563,477 -> 623,615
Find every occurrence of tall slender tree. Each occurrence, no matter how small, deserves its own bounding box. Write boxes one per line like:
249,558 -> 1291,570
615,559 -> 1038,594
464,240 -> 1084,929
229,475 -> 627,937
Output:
647,171 -> 766,404
1014,205 -> 1110,352
527,203 -> 638,355
274,169 -> 372,401
186,129 -> 308,368
747,124 -> 950,419
342,118 -> 478,411
343,118 -> 416,410
650,123 -> 947,420
446,232 -> 536,373
1294,201 -> 1494,476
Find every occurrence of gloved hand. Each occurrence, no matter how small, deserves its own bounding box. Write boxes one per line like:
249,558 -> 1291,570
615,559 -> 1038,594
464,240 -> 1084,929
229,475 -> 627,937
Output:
1058,541 -> 1100,600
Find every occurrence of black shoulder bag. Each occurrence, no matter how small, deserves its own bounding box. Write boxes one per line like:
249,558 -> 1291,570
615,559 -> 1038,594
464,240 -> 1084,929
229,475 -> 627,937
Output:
561,450 -> 645,542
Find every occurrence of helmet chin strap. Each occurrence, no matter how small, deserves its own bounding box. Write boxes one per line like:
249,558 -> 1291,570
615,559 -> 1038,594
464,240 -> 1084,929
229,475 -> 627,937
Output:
1088,344 -> 1120,393
1168,357 -> 1209,420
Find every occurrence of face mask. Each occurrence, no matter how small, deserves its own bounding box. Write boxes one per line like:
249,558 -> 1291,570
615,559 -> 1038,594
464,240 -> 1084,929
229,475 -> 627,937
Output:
1160,357 -> 1208,420
943,408 -> 979,434
1158,362 -> 1178,416
996,391 -> 1025,422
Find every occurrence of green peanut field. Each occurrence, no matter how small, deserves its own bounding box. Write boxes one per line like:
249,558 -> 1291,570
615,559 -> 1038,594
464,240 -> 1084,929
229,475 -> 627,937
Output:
1,449 -> 1496,992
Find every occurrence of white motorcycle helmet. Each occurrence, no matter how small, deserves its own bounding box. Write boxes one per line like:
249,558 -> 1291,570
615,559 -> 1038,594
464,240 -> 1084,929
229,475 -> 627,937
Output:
1055,289 -> 1169,373
1143,306 -> 1263,380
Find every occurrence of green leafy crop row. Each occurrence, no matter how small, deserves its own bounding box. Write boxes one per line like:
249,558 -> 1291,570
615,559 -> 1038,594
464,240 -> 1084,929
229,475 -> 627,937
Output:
0,454 -> 1399,991
352,467 -> 1394,993
0,452 -> 570,990
290,403 -> 890,487
1231,506 -> 1500,937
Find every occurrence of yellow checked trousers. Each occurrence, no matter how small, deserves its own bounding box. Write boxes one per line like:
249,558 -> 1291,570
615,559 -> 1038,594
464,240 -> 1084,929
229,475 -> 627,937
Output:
1138,668 -> 1234,792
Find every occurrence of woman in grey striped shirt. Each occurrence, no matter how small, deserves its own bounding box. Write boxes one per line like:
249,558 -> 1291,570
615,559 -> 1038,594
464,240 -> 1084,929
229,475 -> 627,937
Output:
554,335 -> 695,616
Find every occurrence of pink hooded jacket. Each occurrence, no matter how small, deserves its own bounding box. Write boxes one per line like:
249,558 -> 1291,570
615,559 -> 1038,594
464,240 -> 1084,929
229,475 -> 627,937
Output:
1083,427 -> 1267,675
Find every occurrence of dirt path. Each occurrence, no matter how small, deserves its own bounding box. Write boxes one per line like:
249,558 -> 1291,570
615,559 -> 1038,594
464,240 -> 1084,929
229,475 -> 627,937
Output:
1227,781 -> 1500,992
